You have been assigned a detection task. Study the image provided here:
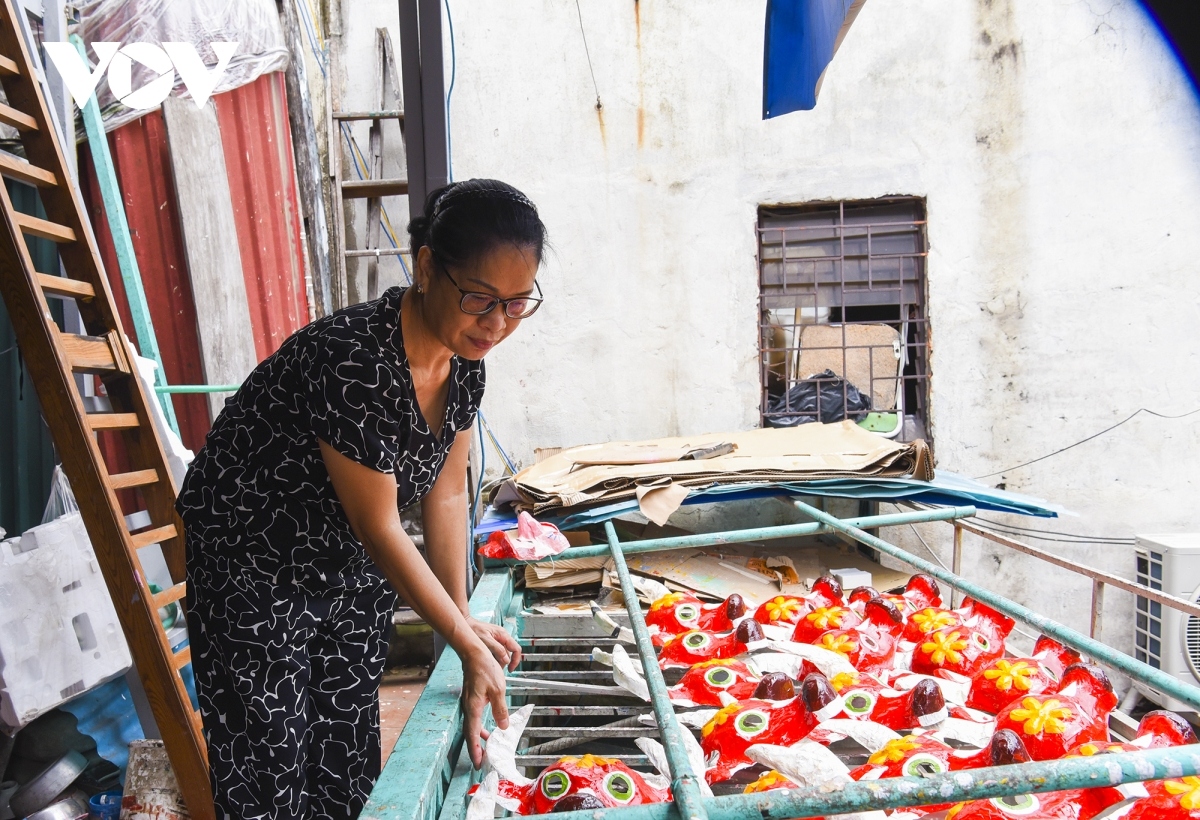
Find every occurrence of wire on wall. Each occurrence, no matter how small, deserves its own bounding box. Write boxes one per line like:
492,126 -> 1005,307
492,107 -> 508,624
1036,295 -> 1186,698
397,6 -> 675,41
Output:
575,0 -> 602,109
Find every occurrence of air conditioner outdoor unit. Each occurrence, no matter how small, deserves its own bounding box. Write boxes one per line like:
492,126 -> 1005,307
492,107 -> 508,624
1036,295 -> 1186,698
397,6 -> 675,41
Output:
1133,533 -> 1200,712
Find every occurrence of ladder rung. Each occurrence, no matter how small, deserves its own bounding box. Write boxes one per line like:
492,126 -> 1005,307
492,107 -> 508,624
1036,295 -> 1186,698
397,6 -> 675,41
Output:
132,524 -> 179,550
152,581 -> 187,609
171,644 -> 192,670
88,412 -> 140,430
37,272 -> 94,300
341,178 -> 408,199
334,109 -> 403,121
0,150 -> 56,187
60,332 -> 121,373
16,212 -> 75,242
109,468 -> 159,490
0,54 -> 18,75
0,100 -> 36,131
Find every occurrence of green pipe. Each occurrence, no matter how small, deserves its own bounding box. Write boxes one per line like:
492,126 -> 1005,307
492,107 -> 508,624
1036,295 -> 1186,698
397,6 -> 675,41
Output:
526,743 -> 1200,820
491,506 -> 977,566
792,499 -> 1200,712
71,35 -> 179,434
154,384 -> 242,394
604,522 -> 707,820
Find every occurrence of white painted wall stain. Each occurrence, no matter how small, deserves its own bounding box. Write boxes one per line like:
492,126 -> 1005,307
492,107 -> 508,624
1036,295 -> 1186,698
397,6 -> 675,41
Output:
340,0 -> 1200,662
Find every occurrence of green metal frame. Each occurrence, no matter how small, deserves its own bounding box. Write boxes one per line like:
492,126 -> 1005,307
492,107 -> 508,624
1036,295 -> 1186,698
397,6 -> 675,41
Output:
364,501 -> 1200,820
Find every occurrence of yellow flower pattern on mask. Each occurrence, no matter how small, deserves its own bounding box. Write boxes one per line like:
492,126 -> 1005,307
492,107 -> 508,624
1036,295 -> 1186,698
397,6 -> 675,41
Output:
830,671 -> 860,692
806,606 -> 847,630
983,659 -> 1037,693
820,633 -> 857,657
1009,697 -> 1073,736
743,770 -> 794,793
911,609 -> 957,635
921,630 -> 968,665
650,592 -> 687,612
563,754 -> 619,769
701,702 -> 742,739
764,596 -> 801,622
868,736 -> 921,765
1163,776 -> 1200,810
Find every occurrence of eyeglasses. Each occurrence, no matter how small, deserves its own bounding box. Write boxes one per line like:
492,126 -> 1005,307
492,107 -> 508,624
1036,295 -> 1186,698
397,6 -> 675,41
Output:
437,262 -> 543,319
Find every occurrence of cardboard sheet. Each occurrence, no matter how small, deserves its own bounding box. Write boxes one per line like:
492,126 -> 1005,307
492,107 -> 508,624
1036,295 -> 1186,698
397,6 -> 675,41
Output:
492,422 -> 932,514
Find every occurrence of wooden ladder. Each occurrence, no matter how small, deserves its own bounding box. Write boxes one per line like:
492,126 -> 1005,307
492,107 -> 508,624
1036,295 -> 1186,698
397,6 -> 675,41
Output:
0,2 -> 213,816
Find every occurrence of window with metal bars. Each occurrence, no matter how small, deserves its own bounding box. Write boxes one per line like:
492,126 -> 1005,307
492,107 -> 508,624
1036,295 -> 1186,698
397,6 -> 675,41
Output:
757,198 -> 931,441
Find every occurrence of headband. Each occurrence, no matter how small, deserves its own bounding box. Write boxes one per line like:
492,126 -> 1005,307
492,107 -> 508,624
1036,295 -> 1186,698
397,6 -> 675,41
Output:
431,181 -> 537,220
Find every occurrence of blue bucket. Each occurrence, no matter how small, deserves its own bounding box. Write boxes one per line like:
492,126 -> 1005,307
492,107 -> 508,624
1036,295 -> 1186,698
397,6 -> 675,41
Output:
88,789 -> 123,820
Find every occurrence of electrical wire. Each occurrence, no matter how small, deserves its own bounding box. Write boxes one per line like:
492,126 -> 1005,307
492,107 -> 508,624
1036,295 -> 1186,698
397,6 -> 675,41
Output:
974,406 -> 1200,479
445,0 -> 456,182
974,517 -> 1135,542
574,0 -> 602,109
907,524 -> 949,571
968,519 -> 1135,546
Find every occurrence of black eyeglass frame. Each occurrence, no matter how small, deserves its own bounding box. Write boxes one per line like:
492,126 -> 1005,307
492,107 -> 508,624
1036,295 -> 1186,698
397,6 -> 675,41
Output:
436,260 -> 544,319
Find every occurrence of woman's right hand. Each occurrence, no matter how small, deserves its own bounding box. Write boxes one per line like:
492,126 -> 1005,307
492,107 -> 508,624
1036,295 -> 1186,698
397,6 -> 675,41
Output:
461,643 -> 510,768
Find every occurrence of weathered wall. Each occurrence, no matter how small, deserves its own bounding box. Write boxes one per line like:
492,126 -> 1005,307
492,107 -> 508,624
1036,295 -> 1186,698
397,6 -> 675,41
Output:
341,1 -> 1200,653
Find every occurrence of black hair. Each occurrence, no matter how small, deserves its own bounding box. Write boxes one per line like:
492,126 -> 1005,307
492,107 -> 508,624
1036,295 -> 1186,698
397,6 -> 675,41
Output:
407,178 -> 547,269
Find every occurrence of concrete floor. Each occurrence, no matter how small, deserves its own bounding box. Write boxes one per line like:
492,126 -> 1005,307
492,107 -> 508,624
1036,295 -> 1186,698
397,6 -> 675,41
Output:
380,667 -> 428,766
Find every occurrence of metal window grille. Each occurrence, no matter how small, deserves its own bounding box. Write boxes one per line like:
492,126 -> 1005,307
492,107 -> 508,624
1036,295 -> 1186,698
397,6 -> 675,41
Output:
757,198 -> 930,439
1136,548 -> 1164,669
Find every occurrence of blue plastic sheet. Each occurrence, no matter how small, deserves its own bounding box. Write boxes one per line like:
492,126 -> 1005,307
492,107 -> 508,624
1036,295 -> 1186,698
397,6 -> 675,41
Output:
763,0 -> 866,118
474,470 -> 1062,536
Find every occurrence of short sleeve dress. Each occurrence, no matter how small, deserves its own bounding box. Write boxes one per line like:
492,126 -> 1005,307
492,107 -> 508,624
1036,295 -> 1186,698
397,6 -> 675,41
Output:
176,286 -> 484,819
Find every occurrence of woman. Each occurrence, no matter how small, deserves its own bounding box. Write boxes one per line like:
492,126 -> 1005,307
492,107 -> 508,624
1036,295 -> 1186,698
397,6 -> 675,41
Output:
177,179 -> 545,819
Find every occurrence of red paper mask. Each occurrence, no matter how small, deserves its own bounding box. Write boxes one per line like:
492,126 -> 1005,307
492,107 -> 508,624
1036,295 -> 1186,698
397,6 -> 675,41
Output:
646,592 -> 747,642
966,657 -> 1057,716
993,664 -> 1118,761
753,576 -> 844,627
911,600 -> 1014,679
812,597 -> 904,676
657,619 -> 765,669
667,658 -> 759,707
1032,634 -> 1082,681
792,604 -> 863,644
522,755 -> 670,814
941,787 -> 1123,820
700,688 -> 825,784
1124,778 -> 1200,820
850,574 -> 942,617
817,670 -> 948,730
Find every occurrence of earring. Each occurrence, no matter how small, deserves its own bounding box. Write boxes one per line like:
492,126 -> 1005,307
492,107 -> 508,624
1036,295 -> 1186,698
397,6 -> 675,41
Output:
415,284 -> 423,294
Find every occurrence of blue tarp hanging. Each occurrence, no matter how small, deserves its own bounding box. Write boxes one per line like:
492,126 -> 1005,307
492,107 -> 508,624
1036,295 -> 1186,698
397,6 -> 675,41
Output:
763,0 -> 867,118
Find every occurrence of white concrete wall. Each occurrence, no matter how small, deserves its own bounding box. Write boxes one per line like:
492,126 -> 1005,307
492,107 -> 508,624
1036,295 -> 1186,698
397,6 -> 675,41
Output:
341,1 -> 1200,657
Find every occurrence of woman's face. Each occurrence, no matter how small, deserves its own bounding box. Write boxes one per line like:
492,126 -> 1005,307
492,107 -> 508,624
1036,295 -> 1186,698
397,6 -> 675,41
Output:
416,243 -> 540,360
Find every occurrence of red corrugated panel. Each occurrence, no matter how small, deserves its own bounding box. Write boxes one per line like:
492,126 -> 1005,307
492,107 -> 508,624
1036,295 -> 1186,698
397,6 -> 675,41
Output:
214,72 -> 310,361
79,110 -> 212,455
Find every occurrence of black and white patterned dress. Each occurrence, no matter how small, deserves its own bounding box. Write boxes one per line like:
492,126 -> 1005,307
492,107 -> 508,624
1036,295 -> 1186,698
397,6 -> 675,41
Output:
177,286 -> 483,819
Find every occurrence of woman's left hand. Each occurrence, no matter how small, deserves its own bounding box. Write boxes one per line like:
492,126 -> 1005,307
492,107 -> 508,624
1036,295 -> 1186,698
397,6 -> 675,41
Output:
469,618 -> 523,671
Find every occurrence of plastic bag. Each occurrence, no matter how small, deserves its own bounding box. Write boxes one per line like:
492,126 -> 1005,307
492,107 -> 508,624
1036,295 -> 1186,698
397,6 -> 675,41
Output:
765,369 -> 872,427
478,512 -> 571,561
41,465 -> 80,524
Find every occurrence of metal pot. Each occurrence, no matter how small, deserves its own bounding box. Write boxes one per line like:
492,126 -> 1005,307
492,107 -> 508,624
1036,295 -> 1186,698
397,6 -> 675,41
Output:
23,791 -> 89,820
8,751 -> 87,817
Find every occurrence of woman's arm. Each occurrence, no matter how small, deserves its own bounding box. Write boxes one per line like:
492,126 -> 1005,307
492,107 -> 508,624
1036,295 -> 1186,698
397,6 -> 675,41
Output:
423,428 -> 523,670
319,439 -> 505,767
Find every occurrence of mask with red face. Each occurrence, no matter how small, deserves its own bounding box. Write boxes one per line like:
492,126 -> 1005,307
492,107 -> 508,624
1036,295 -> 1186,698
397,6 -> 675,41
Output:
646,591 -> 747,643
657,619 -> 766,669
753,575 -> 845,627
993,664 -> 1118,761
849,574 -> 942,618
939,787 -> 1124,820
667,658 -> 760,707
812,597 -> 905,676
911,600 -> 1014,679
521,755 -> 670,814
816,670 -> 948,730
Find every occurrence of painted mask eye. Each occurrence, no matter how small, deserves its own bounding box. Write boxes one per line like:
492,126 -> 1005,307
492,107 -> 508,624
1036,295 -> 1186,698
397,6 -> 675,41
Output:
683,632 -> 711,651
972,632 -> 992,652
1043,664 -> 1059,683
903,753 -> 945,778
603,772 -> 636,804
675,604 -> 699,624
843,690 -> 876,716
989,794 -> 1040,815
540,770 -> 570,800
704,667 -> 735,688
735,709 -> 769,738
859,632 -> 879,650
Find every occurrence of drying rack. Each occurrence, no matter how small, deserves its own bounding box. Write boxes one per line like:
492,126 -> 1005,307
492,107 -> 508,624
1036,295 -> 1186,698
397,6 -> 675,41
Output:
362,501 -> 1200,820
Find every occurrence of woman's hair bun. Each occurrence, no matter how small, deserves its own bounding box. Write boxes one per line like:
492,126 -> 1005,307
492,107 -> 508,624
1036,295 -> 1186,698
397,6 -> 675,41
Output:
406,178 -> 546,269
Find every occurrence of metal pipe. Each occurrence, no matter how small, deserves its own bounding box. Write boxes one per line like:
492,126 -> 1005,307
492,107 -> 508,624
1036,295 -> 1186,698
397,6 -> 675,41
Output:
523,744 -> 1200,820
951,523 -> 963,608
497,506 -> 977,566
155,385 -> 241,394
604,521 -> 708,820
792,499 -> 1200,712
